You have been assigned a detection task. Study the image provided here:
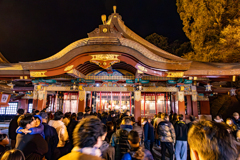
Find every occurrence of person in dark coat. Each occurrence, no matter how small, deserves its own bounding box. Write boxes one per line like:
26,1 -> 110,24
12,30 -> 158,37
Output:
8,109 -> 24,149
67,113 -> 79,150
0,134 -> 9,157
122,131 -> 154,160
15,114 -> 48,160
174,114 -> 188,160
39,112 -> 59,160
131,116 -> 143,143
157,113 -> 176,160
142,118 -> 154,152
84,107 -> 91,118
110,117 -> 133,160
99,124 -> 115,160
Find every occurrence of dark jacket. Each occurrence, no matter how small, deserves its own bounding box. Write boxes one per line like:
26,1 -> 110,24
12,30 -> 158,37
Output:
42,122 -> 59,160
174,121 -> 188,141
110,125 -> 133,160
100,141 -> 115,160
67,120 -> 78,146
121,147 -> 154,160
187,121 -> 194,130
143,122 -> 154,143
8,115 -> 20,140
59,151 -> 104,160
132,123 -> 143,142
0,145 -> 8,157
15,133 -> 48,160
157,121 -> 176,143
232,118 -> 240,130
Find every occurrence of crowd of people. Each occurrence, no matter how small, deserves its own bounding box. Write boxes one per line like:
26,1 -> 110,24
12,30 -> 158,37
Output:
0,107 -> 239,160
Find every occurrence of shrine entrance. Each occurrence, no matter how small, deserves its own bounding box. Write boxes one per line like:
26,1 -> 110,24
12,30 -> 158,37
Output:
94,92 -> 132,113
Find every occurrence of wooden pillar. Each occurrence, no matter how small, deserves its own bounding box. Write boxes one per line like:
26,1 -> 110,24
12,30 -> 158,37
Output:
178,92 -> 185,119
37,88 -> 46,111
178,101 -> 185,119
33,89 -> 38,110
192,101 -> 198,117
187,95 -> 192,115
20,99 -> 28,112
200,101 -> 210,115
78,90 -> 86,112
134,91 -> 141,122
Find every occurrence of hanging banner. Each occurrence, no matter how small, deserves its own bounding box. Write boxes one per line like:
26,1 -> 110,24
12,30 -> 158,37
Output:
192,92 -> 198,102
134,91 -> 141,101
79,91 -> 86,101
0,93 -> 10,107
178,91 -> 184,102
38,91 -> 45,100
1,94 -> 9,103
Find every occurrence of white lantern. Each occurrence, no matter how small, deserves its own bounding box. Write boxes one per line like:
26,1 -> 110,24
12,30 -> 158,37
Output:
205,84 -> 212,91
230,88 -> 237,96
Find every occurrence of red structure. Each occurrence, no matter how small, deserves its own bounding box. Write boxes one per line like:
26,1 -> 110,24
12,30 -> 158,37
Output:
0,6 -> 239,121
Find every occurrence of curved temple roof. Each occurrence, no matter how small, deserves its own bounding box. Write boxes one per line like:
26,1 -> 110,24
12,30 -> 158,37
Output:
1,7 -> 240,77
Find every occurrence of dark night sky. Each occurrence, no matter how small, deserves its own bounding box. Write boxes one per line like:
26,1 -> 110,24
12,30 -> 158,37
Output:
0,0 -> 188,63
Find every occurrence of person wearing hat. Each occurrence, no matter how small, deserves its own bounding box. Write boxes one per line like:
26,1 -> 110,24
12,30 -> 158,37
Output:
39,112 -> 59,160
232,112 -> 240,130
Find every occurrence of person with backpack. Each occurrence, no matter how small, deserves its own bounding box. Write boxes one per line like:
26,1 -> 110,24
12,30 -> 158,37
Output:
122,130 -> 154,160
110,116 -> 133,160
157,113 -> 175,160
174,114 -> 188,160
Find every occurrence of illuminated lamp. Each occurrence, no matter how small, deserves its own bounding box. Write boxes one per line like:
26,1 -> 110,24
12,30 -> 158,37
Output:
179,86 -> 184,91
205,83 -> 212,91
230,88 -> 237,96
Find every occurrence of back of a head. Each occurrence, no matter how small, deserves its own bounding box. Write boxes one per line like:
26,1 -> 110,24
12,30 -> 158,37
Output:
122,116 -> 132,125
85,107 -> 90,113
188,121 -> 238,160
54,111 -> 63,120
130,116 -> 135,123
161,113 -> 168,120
178,114 -> 184,121
17,114 -> 33,128
189,115 -> 195,122
64,112 -> 71,118
1,149 -> 25,160
73,116 -> 104,148
39,112 -> 48,120
17,109 -> 24,115
128,130 -> 140,144
71,113 -> 77,120
106,121 -> 114,131
77,112 -> 83,120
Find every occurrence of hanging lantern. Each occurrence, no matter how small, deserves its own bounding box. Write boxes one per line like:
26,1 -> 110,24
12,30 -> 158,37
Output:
205,83 -> 212,91
230,88 -> 237,96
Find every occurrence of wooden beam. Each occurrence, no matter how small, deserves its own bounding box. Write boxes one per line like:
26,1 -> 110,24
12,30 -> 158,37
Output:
67,69 -> 85,78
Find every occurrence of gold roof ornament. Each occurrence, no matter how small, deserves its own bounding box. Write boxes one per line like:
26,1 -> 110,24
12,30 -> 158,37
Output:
101,14 -> 106,25
113,6 -> 117,14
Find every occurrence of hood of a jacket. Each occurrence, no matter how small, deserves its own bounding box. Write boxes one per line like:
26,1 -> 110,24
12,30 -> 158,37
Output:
99,141 -> 109,152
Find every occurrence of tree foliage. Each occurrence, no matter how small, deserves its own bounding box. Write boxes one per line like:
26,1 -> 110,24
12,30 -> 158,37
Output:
145,33 -> 192,57
176,0 -> 240,62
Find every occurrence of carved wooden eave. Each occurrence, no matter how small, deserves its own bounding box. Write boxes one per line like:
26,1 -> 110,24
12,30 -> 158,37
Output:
1,9 -> 240,78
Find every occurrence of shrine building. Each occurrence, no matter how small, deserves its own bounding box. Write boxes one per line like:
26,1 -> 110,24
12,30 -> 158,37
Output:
0,6 -> 240,121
